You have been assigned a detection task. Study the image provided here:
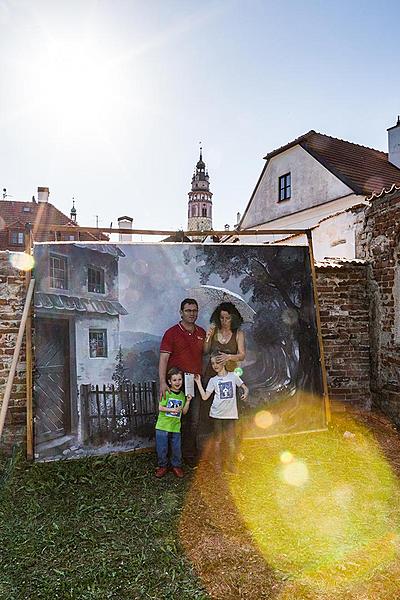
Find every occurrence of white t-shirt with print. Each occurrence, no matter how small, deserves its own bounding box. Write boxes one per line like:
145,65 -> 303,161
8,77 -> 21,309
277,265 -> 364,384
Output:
206,371 -> 243,419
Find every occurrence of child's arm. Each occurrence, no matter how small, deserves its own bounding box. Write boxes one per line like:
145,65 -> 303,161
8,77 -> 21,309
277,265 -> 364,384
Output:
158,402 -> 180,415
239,383 -> 249,401
194,374 -> 213,401
182,395 -> 192,415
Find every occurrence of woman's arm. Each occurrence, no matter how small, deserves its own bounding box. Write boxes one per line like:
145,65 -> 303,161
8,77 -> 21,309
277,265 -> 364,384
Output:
217,330 -> 246,364
203,324 -> 216,354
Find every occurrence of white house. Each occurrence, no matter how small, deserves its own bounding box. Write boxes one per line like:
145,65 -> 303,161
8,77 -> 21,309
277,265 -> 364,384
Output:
232,120 -> 400,260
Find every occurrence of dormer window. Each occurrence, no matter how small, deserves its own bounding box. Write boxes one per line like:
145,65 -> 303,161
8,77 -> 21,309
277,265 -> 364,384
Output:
10,231 -> 24,245
278,173 -> 291,201
22,206 -> 32,213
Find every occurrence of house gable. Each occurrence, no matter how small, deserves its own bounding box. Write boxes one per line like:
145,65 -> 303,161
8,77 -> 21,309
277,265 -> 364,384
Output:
241,145 -> 354,229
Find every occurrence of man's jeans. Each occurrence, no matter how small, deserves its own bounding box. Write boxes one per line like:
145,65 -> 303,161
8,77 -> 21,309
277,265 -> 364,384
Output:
156,429 -> 182,468
181,390 -> 201,464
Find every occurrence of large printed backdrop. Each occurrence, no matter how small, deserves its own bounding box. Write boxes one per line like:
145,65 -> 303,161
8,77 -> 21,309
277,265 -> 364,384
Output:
33,242 -> 326,460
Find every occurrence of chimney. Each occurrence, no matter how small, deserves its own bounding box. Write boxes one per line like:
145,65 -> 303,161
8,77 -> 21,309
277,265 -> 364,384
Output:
387,116 -> 400,168
37,186 -> 49,202
118,216 -> 133,242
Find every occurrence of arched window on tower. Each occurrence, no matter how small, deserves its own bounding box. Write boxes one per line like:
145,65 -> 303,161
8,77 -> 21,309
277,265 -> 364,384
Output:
202,205 -> 207,217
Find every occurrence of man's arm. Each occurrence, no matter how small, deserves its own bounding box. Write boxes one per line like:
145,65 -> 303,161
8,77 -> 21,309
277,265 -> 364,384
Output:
159,352 -> 170,400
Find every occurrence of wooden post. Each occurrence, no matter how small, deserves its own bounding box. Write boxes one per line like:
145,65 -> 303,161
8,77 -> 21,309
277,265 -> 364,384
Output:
80,385 -> 90,443
24,224 -> 34,460
306,230 -> 331,424
0,279 -> 35,441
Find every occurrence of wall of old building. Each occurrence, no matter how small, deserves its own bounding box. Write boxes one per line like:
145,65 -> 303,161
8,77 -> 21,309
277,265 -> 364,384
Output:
357,189 -> 400,423
316,261 -> 371,408
0,251 -> 27,451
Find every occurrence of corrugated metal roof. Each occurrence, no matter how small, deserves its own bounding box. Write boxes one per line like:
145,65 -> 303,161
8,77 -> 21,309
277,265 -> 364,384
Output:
34,292 -> 128,315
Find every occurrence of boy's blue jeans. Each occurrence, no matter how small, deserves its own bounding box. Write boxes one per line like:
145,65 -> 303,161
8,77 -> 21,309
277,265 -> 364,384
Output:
156,429 -> 182,468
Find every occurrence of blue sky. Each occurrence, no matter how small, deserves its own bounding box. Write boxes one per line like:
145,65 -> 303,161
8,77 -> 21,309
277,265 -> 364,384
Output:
1,0 -> 399,232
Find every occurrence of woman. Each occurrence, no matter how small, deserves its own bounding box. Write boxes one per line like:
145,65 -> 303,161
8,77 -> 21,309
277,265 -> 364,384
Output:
199,301 -> 247,447
204,301 -> 246,379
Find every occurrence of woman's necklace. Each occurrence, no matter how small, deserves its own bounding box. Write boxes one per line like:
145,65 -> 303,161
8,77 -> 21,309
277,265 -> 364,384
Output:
218,330 -> 232,344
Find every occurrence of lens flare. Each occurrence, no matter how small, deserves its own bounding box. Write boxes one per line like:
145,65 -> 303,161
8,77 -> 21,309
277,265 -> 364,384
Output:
9,252 -> 34,271
254,410 -> 274,429
280,450 -> 294,464
234,367 -> 243,376
281,459 -> 309,487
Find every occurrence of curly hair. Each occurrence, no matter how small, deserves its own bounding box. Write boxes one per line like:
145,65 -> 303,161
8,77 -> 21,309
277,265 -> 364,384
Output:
210,301 -> 243,332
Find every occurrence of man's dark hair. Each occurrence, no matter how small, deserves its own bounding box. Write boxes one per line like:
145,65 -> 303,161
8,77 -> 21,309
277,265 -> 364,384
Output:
210,302 -> 243,331
180,298 -> 199,311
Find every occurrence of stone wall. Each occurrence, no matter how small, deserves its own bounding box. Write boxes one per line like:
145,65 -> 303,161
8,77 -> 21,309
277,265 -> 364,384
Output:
316,261 -> 371,408
358,189 -> 400,424
0,251 -> 27,451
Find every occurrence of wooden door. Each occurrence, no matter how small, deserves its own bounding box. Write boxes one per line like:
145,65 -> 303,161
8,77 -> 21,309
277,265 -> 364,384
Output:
35,319 -> 71,444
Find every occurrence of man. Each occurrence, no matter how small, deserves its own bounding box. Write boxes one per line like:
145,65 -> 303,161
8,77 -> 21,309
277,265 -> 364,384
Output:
159,298 -> 205,467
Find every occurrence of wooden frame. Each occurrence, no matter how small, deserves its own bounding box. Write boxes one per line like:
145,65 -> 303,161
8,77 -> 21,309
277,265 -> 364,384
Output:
16,224 -> 330,459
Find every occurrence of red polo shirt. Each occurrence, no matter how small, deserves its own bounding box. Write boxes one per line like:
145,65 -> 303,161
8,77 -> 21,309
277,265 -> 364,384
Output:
160,322 -> 206,374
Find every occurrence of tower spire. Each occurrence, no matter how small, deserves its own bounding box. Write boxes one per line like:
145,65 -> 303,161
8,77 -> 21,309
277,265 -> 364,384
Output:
187,145 -> 213,240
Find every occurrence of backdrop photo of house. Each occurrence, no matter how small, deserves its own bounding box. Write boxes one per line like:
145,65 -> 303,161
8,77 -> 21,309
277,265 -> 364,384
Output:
32,242 -> 326,461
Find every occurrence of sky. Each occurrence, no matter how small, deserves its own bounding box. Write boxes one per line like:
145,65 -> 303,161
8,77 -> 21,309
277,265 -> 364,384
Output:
1,0 -> 400,233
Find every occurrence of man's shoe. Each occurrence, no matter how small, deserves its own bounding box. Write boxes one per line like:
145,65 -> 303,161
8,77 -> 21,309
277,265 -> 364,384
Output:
155,467 -> 168,478
172,467 -> 184,478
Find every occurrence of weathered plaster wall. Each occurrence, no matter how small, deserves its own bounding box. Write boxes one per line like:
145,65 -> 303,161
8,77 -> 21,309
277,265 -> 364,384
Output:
0,252 -> 26,450
358,190 -> 400,422
241,145 -> 355,229
316,261 -> 371,408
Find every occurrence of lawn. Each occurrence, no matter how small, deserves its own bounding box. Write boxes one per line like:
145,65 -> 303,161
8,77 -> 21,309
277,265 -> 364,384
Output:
2,410 -> 400,599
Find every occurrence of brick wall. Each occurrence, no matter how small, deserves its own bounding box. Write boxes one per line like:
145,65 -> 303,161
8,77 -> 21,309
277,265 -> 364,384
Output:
0,251 -> 27,451
316,262 -> 371,409
358,189 -> 400,424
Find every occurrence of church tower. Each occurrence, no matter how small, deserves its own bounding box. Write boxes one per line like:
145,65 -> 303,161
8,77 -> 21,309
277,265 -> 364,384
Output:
187,147 -> 213,237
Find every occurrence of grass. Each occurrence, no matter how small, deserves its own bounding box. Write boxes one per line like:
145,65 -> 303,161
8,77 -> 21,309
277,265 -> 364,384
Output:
0,451 -> 208,600
2,410 -> 400,599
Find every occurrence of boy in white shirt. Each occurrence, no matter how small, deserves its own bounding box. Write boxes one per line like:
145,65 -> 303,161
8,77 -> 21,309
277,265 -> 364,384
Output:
194,353 -> 248,472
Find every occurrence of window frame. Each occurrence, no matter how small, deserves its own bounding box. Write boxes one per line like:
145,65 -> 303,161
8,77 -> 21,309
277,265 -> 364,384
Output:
89,329 -> 108,358
49,253 -> 69,290
278,172 -> 291,202
88,265 -> 105,294
9,230 -> 24,246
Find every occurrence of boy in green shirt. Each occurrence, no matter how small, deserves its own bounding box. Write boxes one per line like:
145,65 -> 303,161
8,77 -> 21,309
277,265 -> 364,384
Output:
155,367 -> 192,478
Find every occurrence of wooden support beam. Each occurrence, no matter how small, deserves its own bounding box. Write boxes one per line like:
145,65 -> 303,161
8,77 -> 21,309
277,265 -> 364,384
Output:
0,279 -> 35,442
307,230 -> 331,424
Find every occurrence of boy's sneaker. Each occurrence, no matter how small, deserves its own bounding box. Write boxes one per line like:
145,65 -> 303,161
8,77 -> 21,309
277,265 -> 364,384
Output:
155,467 -> 168,478
171,467 -> 184,478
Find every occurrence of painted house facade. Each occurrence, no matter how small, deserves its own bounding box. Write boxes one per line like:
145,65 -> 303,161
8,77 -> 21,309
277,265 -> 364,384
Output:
33,243 -> 127,455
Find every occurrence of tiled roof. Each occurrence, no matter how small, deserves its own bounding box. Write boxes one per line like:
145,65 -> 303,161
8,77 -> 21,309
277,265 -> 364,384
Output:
35,292 -> 128,316
315,258 -> 368,269
0,200 -> 74,227
0,200 -> 107,242
264,130 -> 400,196
366,182 -> 400,201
